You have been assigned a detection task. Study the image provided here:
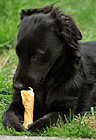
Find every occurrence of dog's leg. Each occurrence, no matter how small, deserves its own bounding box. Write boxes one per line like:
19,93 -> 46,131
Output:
28,111 -> 70,133
2,90 -> 24,132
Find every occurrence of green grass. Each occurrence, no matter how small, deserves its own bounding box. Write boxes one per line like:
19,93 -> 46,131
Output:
0,0 -> 96,138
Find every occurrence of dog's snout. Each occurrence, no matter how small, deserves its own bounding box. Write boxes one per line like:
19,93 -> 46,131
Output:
13,82 -> 25,90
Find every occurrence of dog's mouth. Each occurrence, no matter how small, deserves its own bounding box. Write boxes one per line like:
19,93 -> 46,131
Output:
13,76 -> 46,91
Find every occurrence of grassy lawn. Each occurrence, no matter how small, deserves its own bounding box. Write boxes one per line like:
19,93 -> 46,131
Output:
0,0 -> 96,138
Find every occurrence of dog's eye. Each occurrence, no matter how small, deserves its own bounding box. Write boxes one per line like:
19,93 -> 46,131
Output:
31,53 -> 42,60
33,55 -> 39,59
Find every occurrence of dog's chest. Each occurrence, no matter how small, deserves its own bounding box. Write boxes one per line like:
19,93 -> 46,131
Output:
34,85 -> 79,115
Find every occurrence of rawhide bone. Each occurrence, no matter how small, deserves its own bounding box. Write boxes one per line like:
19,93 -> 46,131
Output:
21,87 -> 34,130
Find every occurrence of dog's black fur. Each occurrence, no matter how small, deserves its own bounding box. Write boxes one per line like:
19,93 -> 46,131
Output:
2,6 -> 96,132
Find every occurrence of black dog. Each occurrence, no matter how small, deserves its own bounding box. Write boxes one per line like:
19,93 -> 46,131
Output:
2,6 -> 96,132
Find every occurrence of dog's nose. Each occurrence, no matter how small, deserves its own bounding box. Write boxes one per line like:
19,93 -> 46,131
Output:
13,82 -> 25,90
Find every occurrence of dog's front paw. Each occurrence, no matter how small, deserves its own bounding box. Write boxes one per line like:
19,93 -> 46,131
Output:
27,113 -> 57,133
28,120 -> 46,133
2,111 -> 25,132
27,122 -> 39,133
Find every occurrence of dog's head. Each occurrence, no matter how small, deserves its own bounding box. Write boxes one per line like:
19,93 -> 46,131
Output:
13,6 -> 82,90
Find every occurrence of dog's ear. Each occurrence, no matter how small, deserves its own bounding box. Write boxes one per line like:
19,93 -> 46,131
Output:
59,15 -> 82,49
51,8 -> 82,49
